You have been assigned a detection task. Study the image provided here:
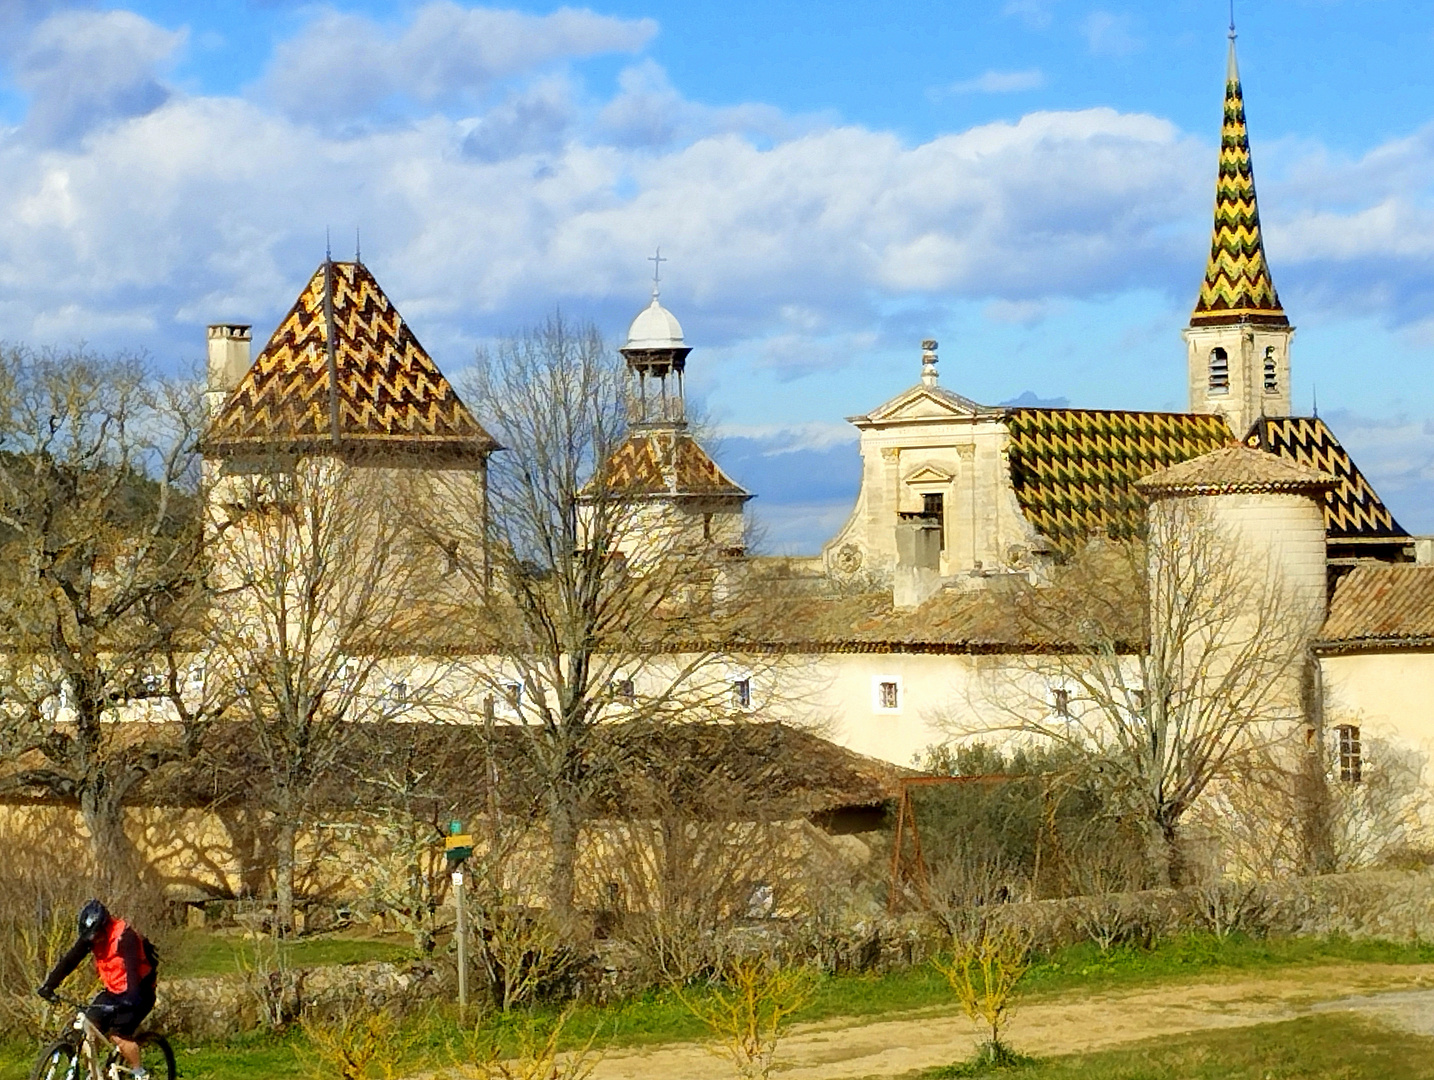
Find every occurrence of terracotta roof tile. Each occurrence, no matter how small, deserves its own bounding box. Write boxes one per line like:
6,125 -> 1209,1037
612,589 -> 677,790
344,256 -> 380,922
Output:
1135,444 -> 1335,496
1319,564 -> 1434,649
206,261 -> 496,457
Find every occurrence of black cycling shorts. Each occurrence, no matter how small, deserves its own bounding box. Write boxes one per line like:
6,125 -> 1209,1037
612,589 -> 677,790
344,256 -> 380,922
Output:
86,983 -> 156,1039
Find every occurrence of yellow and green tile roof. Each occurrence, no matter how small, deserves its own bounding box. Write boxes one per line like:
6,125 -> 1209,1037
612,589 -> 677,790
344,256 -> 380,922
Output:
1004,408 -> 1233,552
1190,39 -> 1288,328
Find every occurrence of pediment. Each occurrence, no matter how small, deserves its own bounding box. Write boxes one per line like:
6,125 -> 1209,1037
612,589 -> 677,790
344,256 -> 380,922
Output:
903,464 -> 954,485
858,384 -> 988,425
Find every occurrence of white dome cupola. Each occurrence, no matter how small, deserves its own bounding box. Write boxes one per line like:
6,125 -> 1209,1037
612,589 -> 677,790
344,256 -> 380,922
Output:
620,249 -> 691,427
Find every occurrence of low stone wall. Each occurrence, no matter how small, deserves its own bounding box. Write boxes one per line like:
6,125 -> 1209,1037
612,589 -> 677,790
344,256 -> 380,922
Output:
152,960 -> 447,1041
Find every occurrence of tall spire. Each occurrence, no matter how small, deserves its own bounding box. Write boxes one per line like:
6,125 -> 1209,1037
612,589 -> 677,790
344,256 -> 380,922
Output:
1190,28 -> 1287,327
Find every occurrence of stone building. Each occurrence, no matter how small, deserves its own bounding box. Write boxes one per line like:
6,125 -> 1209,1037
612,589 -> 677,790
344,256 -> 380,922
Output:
185,30 -> 1433,833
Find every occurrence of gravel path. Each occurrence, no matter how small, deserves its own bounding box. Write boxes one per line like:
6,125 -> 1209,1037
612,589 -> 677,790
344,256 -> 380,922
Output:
586,963 -> 1434,1079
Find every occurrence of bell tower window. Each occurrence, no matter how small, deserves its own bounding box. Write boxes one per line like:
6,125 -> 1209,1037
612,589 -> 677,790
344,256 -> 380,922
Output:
922,492 -> 945,550
1208,347 -> 1229,394
1263,347 -> 1279,394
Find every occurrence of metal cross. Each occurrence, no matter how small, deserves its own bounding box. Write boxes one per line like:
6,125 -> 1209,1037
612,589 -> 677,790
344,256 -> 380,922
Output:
648,247 -> 667,293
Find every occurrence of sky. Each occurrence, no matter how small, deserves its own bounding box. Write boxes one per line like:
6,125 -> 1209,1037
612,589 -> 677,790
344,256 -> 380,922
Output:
0,0 -> 1432,551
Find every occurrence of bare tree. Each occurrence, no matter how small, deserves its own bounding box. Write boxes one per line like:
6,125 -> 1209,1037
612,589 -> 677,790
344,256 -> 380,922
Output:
962,500 -> 1313,885
426,314 -> 770,918
205,454 -> 427,932
0,347 -> 214,882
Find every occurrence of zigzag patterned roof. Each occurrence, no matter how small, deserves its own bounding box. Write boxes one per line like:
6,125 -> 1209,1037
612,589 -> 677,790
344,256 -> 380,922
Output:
1190,37 -> 1287,328
1004,408 -> 1233,552
207,261 -> 495,457
1244,416 -> 1407,538
601,429 -> 750,499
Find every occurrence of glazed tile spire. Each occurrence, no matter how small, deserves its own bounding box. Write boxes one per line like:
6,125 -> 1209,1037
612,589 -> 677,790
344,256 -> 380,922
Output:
1190,31 -> 1288,327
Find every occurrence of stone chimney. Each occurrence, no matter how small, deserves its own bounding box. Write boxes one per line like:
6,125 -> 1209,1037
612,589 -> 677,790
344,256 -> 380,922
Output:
893,517 -> 942,609
205,324 -> 251,419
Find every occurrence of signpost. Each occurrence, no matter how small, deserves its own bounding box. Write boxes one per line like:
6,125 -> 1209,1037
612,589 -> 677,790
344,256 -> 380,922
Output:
445,820 -> 474,1020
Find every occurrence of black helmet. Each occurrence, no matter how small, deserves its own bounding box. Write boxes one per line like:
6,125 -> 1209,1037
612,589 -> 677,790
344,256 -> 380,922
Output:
77,899 -> 110,941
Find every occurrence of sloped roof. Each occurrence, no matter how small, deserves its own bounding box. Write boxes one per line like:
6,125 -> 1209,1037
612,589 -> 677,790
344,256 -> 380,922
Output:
206,261 -> 496,457
1244,416 -> 1408,539
853,383 -> 995,425
1318,564 -> 1434,652
601,430 -> 750,499
1004,408 -> 1232,553
100,720 -> 904,819
1190,37 -> 1287,327
1135,444 -> 1335,497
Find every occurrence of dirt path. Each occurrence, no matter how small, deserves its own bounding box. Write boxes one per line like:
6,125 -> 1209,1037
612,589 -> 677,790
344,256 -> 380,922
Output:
588,963 -> 1434,1080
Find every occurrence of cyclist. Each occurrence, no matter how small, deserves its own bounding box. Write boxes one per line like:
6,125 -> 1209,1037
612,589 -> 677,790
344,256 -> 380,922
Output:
36,899 -> 158,1080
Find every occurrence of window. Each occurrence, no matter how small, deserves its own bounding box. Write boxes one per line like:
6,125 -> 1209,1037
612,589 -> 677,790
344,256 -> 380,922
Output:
1337,724 -> 1362,783
731,677 -> 752,711
702,513 -> 713,542
1053,688 -> 1071,717
612,678 -> 636,702
502,681 -> 523,712
1263,347 -> 1279,394
923,492 -> 945,550
1208,347 -> 1229,394
872,676 -> 902,713
385,680 -> 409,707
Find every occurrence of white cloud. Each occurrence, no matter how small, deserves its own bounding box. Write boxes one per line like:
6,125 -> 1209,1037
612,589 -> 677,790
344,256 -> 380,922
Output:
1002,0 -> 1055,31
598,60 -> 809,149
940,69 -> 1046,95
718,421 -> 858,454
13,9 -> 183,144
1083,11 -> 1141,57
260,2 -> 657,123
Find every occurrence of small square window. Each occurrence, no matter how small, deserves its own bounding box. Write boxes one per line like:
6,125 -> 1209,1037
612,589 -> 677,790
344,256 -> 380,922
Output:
872,676 -> 903,713
386,680 -> 409,706
612,678 -> 636,702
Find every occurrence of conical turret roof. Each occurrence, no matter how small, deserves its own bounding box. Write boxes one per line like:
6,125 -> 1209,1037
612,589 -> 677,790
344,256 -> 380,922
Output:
206,260 -> 496,457
1190,35 -> 1288,327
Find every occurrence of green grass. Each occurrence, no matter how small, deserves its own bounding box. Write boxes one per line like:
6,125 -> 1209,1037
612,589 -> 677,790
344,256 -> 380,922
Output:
6,932 -> 1434,1080
909,1013 -> 1434,1079
164,931 -> 417,980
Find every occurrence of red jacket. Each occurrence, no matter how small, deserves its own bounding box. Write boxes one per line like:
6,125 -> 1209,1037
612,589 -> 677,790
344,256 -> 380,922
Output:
93,919 -> 153,995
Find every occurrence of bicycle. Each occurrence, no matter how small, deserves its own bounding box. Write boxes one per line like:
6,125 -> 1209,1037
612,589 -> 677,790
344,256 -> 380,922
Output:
30,992 -> 175,1080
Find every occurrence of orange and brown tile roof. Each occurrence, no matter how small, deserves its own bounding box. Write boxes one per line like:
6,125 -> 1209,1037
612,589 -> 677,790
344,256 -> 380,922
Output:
1319,564 -> 1434,651
1245,417 -> 1407,538
601,429 -> 749,498
1004,408 -> 1233,553
206,261 -> 496,457
1190,38 -> 1288,327
1134,443 -> 1335,497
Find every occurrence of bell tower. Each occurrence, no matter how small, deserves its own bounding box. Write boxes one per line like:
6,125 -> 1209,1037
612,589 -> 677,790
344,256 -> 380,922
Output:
1184,25 -> 1294,437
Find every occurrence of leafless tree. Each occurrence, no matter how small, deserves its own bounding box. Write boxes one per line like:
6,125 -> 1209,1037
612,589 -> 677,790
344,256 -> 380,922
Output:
962,501 -> 1313,885
204,453 -> 428,932
0,347 -> 215,883
424,314 -> 773,918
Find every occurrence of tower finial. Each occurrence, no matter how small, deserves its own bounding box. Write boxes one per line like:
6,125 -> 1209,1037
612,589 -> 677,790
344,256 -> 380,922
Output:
648,247 -> 667,300
920,339 -> 939,387
325,227 -> 332,263
355,227 -> 361,265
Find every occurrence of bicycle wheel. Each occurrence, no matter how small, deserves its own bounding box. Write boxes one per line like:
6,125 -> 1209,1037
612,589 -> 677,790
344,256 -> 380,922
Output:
133,1034 -> 176,1080
30,1040 -> 83,1080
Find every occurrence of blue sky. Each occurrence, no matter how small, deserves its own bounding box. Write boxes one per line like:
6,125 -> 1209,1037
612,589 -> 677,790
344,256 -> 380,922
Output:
1,0 -> 1432,550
